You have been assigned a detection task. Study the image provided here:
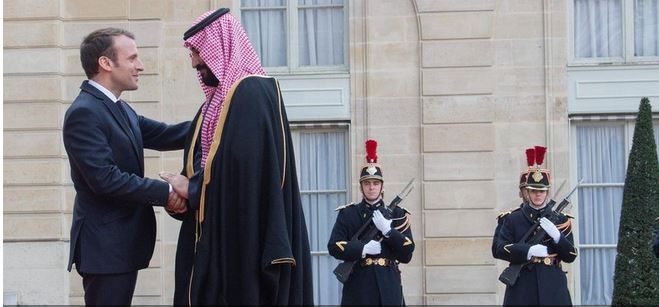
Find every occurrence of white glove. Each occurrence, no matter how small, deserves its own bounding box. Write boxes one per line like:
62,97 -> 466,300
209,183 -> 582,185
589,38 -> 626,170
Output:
362,240 -> 381,258
372,210 -> 392,236
540,217 -> 561,244
527,244 -> 549,260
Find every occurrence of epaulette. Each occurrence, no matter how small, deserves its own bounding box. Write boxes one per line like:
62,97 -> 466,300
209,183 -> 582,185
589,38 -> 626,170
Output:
335,202 -> 356,211
398,206 -> 411,215
496,207 -> 520,220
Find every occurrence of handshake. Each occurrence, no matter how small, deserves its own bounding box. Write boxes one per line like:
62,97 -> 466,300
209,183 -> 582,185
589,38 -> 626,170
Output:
159,171 -> 190,215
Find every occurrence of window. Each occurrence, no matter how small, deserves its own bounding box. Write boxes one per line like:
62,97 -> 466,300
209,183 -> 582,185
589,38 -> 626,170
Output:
237,0 -> 351,121
635,0 -> 659,57
291,127 -> 349,305
571,0 -> 659,63
239,0 -> 348,73
573,120 -> 659,305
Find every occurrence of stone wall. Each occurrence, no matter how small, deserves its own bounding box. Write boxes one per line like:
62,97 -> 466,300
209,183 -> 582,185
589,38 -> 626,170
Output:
3,0 -> 569,304
349,0 -> 424,304
413,0 -> 569,304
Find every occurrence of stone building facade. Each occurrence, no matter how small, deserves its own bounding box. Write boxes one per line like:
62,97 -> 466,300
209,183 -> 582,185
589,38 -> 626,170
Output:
4,0 -> 658,305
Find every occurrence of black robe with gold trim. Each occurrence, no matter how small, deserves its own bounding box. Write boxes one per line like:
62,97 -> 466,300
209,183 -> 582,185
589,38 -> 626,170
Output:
327,199 -> 415,306
172,75 -> 313,305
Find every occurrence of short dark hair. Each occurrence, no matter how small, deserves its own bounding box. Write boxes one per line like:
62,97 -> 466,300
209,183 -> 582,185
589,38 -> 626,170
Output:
80,28 -> 135,79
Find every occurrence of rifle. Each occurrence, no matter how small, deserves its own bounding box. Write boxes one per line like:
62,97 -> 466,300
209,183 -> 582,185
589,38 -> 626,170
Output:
498,179 -> 583,287
333,178 -> 415,283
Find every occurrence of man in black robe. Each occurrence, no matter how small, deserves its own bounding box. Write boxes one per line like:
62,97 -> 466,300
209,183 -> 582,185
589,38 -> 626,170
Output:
327,140 -> 415,305
160,8 -> 313,305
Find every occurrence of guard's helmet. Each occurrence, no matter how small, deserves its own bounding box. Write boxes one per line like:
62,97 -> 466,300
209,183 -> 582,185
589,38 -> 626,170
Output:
359,139 -> 383,183
522,146 -> 551,191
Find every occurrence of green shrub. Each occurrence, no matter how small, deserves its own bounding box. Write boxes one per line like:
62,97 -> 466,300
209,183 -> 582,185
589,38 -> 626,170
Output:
612,97 -> 659,306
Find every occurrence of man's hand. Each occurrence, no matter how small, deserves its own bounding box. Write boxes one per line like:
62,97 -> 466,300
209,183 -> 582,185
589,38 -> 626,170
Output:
362,240 -> 381,258
527,244 -> 549,260
540,217 -> 561,243
372,210 -> 392,236
166,191 -> 187,214
159,171 -> 189,199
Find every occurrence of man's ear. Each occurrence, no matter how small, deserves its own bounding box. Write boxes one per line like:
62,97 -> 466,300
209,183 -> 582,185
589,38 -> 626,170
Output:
98,56 -> 113,72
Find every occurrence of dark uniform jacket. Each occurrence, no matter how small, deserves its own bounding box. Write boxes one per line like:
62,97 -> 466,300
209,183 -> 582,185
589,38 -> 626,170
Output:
493,203 -> 578,306
492,202 -> 524,258
63,81 -> 190,274
328,199 -> 415,306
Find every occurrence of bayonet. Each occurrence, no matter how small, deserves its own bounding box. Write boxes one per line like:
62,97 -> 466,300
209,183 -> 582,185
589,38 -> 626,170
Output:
387,178 -> 415,211
551,179 -> 567,201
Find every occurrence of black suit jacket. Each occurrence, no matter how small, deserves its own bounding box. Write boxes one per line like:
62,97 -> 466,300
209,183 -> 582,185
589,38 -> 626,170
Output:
63,80 -> 190,274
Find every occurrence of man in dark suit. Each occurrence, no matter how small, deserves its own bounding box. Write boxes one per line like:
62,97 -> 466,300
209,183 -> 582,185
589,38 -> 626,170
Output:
63,28 -> 190,305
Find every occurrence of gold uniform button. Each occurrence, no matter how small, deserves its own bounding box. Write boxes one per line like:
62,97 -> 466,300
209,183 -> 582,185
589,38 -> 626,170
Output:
378,258 -> 385,266
544,258 -> 551,265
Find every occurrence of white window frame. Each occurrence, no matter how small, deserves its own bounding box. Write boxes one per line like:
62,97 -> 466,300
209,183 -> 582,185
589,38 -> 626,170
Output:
569,118 -> 659,304
228,0 -> 352,121
566,65 -> 659,114
568,0 -> 659,66
234,0 -> 350,75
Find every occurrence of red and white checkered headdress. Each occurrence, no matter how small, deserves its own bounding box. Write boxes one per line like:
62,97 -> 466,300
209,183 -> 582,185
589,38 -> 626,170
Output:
184,8 -> 266,167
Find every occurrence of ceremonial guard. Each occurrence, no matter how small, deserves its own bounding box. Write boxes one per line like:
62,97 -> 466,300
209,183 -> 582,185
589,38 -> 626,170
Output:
493,146 -> 578,305
492,148 -> 534,257
327,140 -> 415,306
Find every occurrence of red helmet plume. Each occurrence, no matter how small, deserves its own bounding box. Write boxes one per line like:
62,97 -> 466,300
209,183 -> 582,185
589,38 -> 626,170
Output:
534,146 -> 546,166
365,139 -> 378,163
525,148 -> 535,167
360,139 -> 383,182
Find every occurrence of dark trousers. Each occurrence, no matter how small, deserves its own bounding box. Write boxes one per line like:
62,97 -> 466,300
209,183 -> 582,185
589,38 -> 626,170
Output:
80,271 -> 138,306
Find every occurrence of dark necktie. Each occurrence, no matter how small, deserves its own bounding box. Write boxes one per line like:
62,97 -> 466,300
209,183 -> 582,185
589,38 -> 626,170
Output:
117,100 -> 134,135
